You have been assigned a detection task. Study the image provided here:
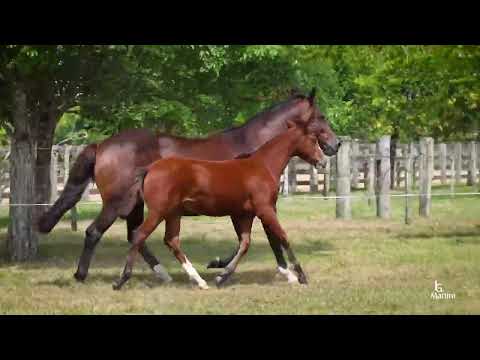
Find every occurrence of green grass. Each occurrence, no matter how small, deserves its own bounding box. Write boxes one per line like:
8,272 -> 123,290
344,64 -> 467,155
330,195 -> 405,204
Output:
0,185 -> 479,314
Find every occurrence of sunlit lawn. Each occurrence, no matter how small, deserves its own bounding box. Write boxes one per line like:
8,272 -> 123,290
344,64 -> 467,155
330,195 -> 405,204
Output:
0,185 -> 479,314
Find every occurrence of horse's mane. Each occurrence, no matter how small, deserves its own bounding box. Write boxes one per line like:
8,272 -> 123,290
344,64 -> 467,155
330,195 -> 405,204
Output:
218,93 -> 307,135
156,92 -> 307,140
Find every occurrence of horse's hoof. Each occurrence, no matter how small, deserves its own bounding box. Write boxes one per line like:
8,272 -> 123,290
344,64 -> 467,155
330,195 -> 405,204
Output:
198,281 -> 210,290
207,257 -> 221,269
73,272 -> 86,282
112,282 -> 122,291
297,274 -> 308,285
215,274 -> 230,288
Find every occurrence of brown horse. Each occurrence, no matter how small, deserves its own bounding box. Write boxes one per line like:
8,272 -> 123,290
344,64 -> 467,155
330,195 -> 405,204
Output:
38,88 -> 340,283
112,119 -> 326,290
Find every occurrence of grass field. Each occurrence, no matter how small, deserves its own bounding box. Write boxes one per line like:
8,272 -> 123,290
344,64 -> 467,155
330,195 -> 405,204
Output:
0,185 -> 479,314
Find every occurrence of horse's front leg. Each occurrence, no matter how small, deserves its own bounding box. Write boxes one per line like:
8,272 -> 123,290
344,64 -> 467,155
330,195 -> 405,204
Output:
257,207 -> 307,285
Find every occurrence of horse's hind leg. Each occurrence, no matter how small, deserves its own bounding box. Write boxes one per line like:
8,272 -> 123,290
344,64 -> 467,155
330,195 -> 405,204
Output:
113,211 -> 162,290
206,215 -> 249,269
127,201 -> 171,283
214,215 -> 254,287
163,215 -> 208,290
74,205 -> 118,282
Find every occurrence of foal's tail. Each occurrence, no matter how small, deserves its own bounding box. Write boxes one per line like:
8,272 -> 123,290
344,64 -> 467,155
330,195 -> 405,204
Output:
37,144 -> 98,234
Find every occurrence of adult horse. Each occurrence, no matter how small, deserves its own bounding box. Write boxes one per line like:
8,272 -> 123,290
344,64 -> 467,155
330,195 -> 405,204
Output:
38,88 -> 340,282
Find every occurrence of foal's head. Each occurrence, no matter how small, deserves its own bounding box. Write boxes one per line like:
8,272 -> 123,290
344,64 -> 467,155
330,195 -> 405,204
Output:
287,120 -> 326,167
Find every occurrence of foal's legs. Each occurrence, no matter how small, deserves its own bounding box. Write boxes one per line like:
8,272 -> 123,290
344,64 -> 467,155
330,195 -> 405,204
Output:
163,215 -> 209,289
207,211 -> 287,271
113,211 -> 163,290
74,205 -> 118,282
257,207 -> 307,284
127,201 -> 171,283
215,215 -> 254,287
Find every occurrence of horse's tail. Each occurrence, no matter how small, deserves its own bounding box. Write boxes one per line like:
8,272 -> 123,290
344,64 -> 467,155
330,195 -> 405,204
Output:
37,144 -> 98,234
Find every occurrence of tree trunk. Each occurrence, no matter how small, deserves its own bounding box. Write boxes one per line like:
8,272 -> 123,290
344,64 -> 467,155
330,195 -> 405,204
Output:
33,107 -> 58,221
7,84 -> 39,261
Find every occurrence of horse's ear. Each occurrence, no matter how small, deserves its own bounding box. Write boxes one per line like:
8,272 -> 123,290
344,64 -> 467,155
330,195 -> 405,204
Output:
286,119 -> 296,129
308,87 -> 316,106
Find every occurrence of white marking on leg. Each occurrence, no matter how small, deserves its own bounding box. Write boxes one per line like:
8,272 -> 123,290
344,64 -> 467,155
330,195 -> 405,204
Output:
278,266 -> 299,284
182,258 -> 209,289
153,264 -> 173,283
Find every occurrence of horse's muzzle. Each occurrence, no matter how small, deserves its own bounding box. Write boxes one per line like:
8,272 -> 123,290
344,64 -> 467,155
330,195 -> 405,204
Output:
321,140 -> 341,157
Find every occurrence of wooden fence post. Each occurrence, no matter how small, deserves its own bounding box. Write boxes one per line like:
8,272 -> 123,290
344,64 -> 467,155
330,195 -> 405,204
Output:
366,143 -> 376,207
454,143 -> 462,185
405,143 -> 414,224
322,157 -> 330,197
376,136 -> 391,219
351,140 -> 360,190
439,143 -> 447,185
288,157 -> 297,194
282,164 -> 289,196
419,137 -> 434,217
467,141 -> 478,186
50,146 -> 58,203
309,164 -> 319,192
336,136 -> 351,219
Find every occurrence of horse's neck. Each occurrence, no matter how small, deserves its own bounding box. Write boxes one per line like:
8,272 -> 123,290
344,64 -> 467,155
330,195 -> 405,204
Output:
252,130 -> 299,181
225,101 -> 302,151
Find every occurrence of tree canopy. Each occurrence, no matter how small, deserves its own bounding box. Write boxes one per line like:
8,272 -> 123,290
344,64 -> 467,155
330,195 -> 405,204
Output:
2,45 -> 479,146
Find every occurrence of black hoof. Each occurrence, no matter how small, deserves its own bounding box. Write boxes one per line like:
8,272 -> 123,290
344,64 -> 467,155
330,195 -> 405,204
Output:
293,264 -> 308,285
112,281 -> 123,291
298,273 -> 308,285
74,272 -> 86,282
207,257 -> 222,269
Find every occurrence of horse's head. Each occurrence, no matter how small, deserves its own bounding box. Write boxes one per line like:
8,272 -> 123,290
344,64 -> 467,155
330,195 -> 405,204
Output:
287,119 -> 327,168
292,88 -> 341,157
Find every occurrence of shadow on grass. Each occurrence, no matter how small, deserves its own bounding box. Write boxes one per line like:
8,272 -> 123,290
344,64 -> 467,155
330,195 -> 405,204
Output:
394,230 -> 480,241
35,267 -> 284,289
0,230 -> 335,271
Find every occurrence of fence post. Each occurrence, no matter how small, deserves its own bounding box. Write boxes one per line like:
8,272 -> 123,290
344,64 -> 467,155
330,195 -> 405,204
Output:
449,155 -> 455,198
50,146 -> 58,203
322,157 -> 330,197
404,143 -> 414,225
288,157 -> 297,194
467,141 -> 478,186
351,140 -> 360,190
419,137 -> 434,217
454,143 -> 462,184
439,143 -> 447,185
366,143 -> 376,207
376,136 -> 391,219
309,164 -> 319,192
282,164 -> 289,196
336,136 -> 351,219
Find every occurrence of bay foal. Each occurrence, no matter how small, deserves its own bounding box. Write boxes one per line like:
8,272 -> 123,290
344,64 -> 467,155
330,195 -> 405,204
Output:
113,119 -> 326,290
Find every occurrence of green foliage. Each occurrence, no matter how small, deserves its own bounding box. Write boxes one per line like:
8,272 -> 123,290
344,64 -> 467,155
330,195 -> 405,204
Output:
2,45 -> 480,144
